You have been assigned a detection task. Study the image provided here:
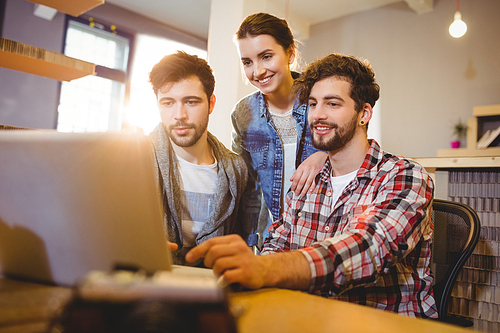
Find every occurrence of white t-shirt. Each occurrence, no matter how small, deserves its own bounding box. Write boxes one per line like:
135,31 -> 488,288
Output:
176,154 -> 218,247
330,169 -> 358,208
269,108 -> 297,209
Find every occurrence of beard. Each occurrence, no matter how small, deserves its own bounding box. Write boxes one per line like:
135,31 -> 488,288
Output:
165,115 -> 209,148
310,112 -> 358,152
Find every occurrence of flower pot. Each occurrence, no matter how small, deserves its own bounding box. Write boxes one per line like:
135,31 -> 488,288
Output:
450,140 -> 460,149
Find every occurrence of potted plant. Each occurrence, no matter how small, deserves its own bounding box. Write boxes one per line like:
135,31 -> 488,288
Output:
451,120 -> 467,148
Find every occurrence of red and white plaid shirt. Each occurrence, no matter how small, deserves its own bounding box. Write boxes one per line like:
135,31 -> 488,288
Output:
261,140 -> 438,318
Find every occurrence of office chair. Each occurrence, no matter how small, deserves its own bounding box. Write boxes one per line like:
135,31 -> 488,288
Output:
431,198 -> 480,327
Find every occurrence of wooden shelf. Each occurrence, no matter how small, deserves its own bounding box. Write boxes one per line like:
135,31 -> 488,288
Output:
473,104 -> 500,117
0,38 -> 95,82
414,156 -> 500,170
413,155 -> 500,183
437,147 -> 500,158
27,0 -> 104,17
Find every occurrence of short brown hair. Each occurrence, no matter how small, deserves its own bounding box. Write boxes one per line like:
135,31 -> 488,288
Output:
149,51 -> 215,100
294,53 -> 380,112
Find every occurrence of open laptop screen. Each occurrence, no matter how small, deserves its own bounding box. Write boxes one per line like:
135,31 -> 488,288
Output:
0,131 -> 171,286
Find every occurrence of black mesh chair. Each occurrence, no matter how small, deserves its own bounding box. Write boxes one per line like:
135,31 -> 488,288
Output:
431,199 -> 480,326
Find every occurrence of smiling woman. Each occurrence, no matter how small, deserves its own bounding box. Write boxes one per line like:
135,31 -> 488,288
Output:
230,13 -> 327,245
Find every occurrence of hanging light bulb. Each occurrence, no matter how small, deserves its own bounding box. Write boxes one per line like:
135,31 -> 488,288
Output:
449,0 -> 467,38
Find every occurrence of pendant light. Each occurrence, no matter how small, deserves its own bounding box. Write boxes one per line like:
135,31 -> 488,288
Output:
449,0 -> 467,38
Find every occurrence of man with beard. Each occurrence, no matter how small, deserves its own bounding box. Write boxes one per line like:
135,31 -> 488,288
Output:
148,51 -> 256,266
186,53 -> 437,318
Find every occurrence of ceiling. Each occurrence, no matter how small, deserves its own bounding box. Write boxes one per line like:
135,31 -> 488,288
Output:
105,0 -> 433,40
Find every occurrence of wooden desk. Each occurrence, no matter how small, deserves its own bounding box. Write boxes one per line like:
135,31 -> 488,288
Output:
0,278 -> 471,333
231,289 -> 471,333
0,278 -> 72,332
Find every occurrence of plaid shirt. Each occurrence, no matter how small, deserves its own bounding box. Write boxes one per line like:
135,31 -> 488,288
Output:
261,140 -> 437,318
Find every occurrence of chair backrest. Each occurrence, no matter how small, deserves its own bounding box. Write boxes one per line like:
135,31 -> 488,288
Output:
431,199 -> 480,319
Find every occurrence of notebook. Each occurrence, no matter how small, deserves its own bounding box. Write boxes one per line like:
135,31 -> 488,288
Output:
0,130 -> 211,287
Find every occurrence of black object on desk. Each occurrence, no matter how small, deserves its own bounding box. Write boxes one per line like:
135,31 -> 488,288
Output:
48,270 -> 237,333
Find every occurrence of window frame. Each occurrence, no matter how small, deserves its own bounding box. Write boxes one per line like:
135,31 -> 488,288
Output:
57,15 -> 135,132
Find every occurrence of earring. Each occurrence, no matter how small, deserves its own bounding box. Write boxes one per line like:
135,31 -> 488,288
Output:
360,120 -> 366,126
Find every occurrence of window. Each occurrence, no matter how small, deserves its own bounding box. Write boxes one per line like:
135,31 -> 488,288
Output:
57,17 -> 207,134
57,18 -> 131,132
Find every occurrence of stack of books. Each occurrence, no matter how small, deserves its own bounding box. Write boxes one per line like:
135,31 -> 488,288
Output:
0,38 -> 95,81
476,125 -> 500,149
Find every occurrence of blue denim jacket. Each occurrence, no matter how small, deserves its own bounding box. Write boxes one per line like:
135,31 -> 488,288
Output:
231,89 -> 320,241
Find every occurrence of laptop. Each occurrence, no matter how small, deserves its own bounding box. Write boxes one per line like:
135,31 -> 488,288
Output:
0,130 -> 212,287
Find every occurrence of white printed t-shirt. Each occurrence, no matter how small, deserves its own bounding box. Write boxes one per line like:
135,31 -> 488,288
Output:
176,154 -> 218,248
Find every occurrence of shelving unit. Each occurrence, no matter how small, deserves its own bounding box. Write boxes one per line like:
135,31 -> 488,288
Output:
438,105 -> 500,158
0,38 -> 95,82
27,0 -> 104,17
0,0 -> 103,81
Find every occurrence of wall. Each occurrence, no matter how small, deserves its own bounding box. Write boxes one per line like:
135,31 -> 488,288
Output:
0,0 -> 206,129
302,0 -> 500,158
0,0 -> 65,129
207,0 -> 272,148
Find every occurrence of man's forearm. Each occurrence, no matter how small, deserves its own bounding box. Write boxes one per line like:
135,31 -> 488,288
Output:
260,251 -> 311,290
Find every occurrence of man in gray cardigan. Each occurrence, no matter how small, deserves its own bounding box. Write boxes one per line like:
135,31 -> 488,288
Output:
148,51 -> 257,266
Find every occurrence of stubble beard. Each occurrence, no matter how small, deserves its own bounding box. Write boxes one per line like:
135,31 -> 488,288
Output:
165,114 -> 209,148
310,113 -> 358,152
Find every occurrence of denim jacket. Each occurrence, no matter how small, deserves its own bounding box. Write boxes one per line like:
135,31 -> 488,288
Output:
231,88 -> 320,241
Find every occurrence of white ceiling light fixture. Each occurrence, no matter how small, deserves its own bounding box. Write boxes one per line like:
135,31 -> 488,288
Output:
449,0 -> 467,38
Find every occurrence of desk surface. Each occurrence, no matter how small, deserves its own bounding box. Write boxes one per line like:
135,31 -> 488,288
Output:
1,277 -> 470,333
231,289 -> 471,333
0,278 -> 72,332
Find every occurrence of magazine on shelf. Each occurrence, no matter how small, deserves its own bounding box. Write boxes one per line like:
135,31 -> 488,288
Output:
477,126 -> 500,149
476,130 -> 492,149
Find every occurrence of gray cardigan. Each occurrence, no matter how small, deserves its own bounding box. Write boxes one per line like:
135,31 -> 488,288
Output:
149,124 -> 255,266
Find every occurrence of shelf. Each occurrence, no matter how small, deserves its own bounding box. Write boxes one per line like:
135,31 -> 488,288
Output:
473,104 -> 500,117
437,147 -> 500,158
0,38 -> 95,82
414,156 -> 500,169
437,105 -> 500,158
414,155 -> 500,182
27,0 -> 104,17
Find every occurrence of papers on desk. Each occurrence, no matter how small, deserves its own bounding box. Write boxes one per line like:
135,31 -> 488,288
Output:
476,125 -> 500,149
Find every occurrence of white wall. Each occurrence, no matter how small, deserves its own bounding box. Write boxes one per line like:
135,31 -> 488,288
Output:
207,0 -> 259,148
301,0 -> 500,158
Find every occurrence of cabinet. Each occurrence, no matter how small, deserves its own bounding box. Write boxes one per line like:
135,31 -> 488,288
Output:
414,157 -> 500,332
